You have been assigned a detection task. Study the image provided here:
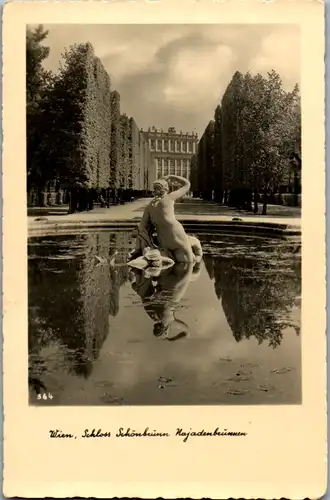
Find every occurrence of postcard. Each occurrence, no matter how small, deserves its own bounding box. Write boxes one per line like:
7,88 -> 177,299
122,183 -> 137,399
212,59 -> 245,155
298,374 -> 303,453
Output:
2,0 -> 326,498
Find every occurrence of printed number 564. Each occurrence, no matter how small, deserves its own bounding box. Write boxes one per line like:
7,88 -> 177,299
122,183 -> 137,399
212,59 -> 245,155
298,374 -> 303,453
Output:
37,393 -> 54,400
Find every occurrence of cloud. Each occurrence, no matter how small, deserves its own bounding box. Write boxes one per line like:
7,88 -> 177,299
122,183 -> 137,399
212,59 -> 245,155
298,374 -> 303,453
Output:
35,23 -> 300,135
249,26 -> 300,89
164,44 -> 234,107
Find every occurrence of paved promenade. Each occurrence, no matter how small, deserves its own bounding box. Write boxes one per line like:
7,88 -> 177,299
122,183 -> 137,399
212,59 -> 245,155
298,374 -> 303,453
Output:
28,198 -> 301,233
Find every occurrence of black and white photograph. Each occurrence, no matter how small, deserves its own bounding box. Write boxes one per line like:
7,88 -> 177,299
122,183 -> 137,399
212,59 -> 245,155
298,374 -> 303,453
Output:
3,1 -> 327,496
27,23 -> 302,406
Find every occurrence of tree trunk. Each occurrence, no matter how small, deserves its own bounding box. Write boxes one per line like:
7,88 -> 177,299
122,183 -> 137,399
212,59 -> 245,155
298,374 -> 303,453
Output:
246,189 -> 253,212
293,171 -> 299,207
262,190 -> 267,215
69,188 -> 77,214
214,189 -> 223,204
39,183 -> 47,207
88,189 -> 94,211
253,188 -> 258,213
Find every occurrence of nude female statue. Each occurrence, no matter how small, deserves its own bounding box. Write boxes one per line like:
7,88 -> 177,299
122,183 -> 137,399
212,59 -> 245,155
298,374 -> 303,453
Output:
129,175 -> 203,264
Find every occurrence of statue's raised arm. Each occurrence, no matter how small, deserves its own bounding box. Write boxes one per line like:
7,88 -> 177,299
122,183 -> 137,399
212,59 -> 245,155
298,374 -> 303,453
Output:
163,175 -> 190,201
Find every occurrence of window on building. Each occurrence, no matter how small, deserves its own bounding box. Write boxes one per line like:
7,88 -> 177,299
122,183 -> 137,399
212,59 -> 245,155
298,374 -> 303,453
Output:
175,141 -> 180,152
164,140 -> 168,151
164,158 -> 168,167
182,159 -> 187,168
182,141 -> 187,152
157,139 -> 162,151
182,166 -> 188,177
150,139 -> 155,150
170,159 -> 175,174
169,140 -> 174,152
187,141 -> 192,153
163,166 -> 169,176
157,166 -> 162,179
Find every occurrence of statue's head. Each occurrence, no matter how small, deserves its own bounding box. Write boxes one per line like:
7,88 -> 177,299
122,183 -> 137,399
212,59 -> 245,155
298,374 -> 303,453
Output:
153,179 -> 169,196
153,322 -> 170,337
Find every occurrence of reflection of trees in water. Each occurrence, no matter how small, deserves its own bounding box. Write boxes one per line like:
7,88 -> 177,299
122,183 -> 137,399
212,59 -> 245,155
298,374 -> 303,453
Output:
204,254 -> 215,281
28,231 -> 131,384
108,233 -> 130,317
203,238 -> 301,348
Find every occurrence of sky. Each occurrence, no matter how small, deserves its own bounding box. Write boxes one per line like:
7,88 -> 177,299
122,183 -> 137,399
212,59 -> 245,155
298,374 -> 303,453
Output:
35,23 -> 300,137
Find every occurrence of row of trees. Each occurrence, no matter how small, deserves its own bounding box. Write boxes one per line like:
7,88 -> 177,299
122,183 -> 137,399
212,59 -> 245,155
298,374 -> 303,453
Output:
190,71 -> 301,214
27,26 -> 152,211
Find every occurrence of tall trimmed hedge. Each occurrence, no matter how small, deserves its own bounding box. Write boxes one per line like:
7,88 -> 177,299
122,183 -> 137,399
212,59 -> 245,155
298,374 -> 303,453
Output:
213,105 -> 223,202
195,70 -> 301,212
119,114 -> 131,190
197,120 -> 215,200
110,90 -> 121,189
58,43 -> 112,189
37,42 -> 112,190
26,31 -> 155,207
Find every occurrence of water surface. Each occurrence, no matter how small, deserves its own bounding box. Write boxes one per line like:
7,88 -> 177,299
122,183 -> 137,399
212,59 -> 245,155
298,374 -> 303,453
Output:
28,230 -> 301,405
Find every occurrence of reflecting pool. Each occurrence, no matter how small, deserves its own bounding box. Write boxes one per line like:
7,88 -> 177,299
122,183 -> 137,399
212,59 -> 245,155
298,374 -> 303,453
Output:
28,230 -> 301,405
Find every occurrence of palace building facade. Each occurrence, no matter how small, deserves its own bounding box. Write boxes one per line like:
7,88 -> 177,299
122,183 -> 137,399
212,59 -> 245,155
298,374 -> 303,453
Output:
142,126 -> 199,190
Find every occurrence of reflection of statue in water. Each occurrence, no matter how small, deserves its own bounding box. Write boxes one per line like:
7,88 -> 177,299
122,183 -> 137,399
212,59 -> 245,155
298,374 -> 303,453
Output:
131,261 -> 202,340
129,175 -> 203,264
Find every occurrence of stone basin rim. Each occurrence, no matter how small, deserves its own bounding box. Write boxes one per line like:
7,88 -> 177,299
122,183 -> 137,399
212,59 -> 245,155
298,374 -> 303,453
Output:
28,220 -> 301,238
29,218 -> 300,229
